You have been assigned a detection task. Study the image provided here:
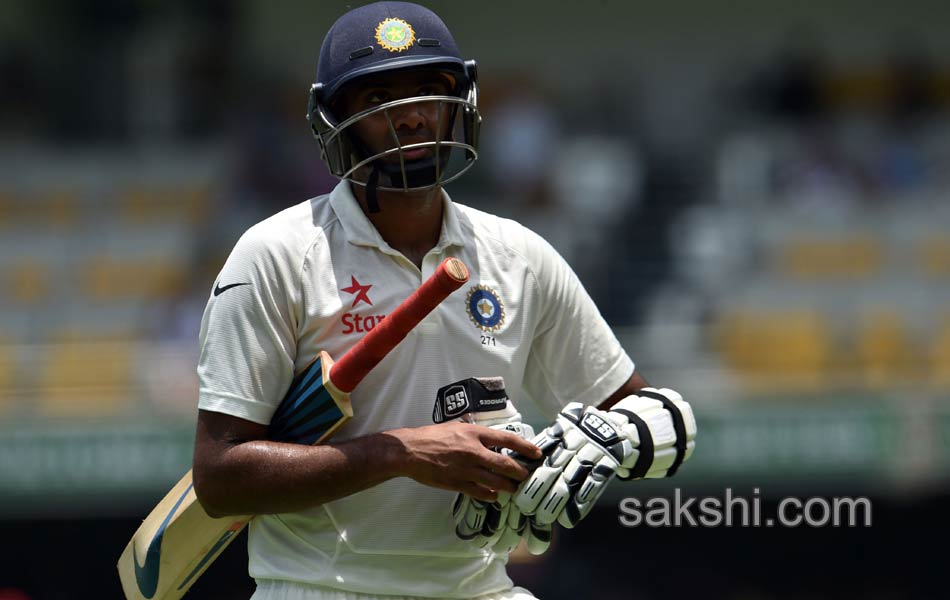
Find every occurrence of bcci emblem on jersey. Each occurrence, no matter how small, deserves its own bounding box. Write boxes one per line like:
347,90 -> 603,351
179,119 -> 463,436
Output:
466,284 -> 505,332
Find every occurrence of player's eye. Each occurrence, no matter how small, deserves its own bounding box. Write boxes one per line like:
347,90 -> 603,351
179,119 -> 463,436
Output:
418,84 -> 448,96
365,90 -> 391,104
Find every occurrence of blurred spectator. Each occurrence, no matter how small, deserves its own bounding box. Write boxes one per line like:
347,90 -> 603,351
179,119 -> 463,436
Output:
737,27 -> 831,126
871,39 -> 939,192
882,39 -> 939,124
763,32 -> 830,124
775,131 -> 864,216
549,135 -> 644,275
36,0 -> 143,141
176,0 -> 238,138
482,75 -> 559,206
228,75 -> 337,220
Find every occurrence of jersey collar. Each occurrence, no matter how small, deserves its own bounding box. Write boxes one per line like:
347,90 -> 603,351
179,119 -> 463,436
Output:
328,181 -> 467,252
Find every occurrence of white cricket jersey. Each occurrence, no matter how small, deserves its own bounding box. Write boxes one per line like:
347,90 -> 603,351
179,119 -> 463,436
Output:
197,181 -> 634,598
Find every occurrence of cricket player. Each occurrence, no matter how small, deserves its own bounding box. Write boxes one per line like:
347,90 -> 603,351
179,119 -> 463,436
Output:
192,2 -> 696,599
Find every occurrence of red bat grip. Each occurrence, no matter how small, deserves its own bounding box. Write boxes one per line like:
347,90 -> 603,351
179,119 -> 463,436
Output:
329,257 -> 469,393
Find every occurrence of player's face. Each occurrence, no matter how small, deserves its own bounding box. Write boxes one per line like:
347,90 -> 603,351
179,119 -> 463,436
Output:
337,70 -> 455,164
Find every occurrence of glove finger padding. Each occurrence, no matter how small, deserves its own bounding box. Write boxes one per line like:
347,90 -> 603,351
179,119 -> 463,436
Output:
513,418 -> 578,516
556,455 -> 616,528
515,389 -> 697,530
491,502 -> 526,554
453,493 -> 512,548
452,493 -> 488,540
524,518 -> 552,555
453,420 -> 539,551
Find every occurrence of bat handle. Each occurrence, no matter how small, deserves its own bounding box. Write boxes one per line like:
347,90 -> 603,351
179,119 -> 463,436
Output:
329,257 -> 469,393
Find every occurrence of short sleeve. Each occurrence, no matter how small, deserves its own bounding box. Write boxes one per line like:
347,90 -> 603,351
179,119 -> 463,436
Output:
520,229 -> 635,419
196,224 -> 302,425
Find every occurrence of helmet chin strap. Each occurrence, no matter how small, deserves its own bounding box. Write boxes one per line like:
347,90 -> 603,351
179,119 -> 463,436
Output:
366,164 -> 382,214
363,156 -> 443,213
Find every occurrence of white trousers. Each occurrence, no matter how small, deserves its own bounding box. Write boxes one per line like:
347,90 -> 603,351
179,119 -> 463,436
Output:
250,580 -> 539,600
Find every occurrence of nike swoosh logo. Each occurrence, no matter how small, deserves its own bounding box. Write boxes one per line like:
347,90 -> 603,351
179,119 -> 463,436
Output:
214,282 -> 250,297
133,483 -> 194,598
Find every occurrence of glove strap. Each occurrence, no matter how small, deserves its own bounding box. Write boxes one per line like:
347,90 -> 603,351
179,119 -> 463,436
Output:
610,408 -> 654,480
638,389 -> 689,477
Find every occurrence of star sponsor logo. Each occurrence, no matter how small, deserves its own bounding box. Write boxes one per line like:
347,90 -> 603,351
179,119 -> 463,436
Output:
341,275 -> 373,307
339,276 -> 384,334
341,312 -> 387,335
466,284 -> 505,332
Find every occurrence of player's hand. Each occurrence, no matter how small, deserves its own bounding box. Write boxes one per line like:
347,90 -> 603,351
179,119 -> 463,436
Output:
394,422 -> 541,501
450,418 -> 547,553
426,377 -> 548,553
513,388 -> 697,529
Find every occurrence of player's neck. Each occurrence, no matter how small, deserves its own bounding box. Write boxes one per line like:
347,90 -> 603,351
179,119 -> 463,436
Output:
350,183 -> 444,269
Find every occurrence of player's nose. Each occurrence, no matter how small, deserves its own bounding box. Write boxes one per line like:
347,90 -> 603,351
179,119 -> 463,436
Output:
390,102 -> 427,132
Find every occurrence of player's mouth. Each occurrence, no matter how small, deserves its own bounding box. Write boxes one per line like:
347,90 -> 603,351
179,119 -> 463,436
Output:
399,147 -> 430,161
391,136 -> 439,161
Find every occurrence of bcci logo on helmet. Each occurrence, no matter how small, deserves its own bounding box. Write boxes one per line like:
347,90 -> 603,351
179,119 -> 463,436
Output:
375,18 -> 416,52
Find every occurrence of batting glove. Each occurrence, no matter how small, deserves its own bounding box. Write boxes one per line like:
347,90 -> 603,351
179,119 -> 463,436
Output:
451,416 -> 541,552
433,377 -> 548,553
513,387 -> 697,529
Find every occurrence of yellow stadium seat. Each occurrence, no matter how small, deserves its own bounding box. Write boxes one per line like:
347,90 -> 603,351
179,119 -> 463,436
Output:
854,312 -> 918,388
16,189 -> 79,227
37,341 -> 135,418
778,236 -> 883,280
5,261 -> 50,303
0,343 -> 13,415
919,236 -> 950,278
0,190 -> 13,227
715,310 -> 831,392
930,315 -> 950,389
82,258 -> 187,300
120,185 -> 212,225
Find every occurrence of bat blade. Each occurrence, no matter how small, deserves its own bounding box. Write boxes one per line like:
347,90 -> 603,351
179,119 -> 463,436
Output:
118,257 -> 468,599
117,472 -> 248,600
118,354 -> 344,600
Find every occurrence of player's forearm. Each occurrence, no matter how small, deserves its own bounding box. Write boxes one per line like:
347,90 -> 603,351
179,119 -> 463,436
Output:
193,431 -> 407,517
597,370 -> 650,410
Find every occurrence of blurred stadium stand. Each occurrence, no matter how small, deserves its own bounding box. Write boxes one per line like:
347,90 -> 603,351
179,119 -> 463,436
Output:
1,1 -> 948,598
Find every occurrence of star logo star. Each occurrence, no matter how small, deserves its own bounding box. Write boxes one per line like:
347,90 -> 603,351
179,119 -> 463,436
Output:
341,276 -> 373,307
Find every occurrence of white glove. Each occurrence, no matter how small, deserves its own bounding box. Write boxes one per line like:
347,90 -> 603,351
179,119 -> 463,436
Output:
451,416 -> 543,552
434,377 -> 548,553
513,387 -> 697,529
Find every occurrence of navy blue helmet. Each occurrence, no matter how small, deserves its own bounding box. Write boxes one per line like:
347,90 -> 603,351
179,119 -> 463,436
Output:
307,1 -> 481,195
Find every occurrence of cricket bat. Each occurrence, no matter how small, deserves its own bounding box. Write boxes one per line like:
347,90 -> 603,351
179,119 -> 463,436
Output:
118,257 -> 470,600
